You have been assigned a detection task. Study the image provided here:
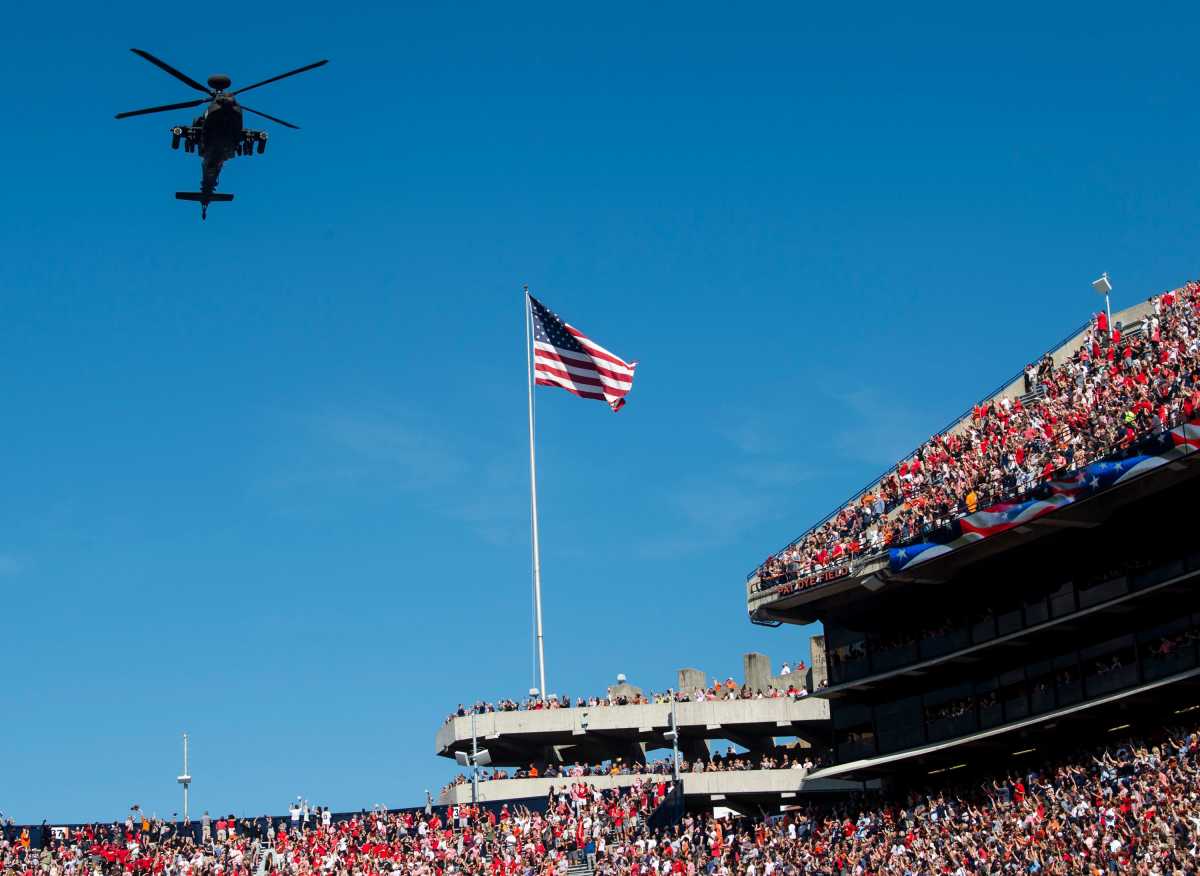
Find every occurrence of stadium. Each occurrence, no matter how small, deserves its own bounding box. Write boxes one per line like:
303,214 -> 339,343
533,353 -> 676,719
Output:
11,10 -> 1200,872
7,279 -> 1200,874
748,283 -> 1200,787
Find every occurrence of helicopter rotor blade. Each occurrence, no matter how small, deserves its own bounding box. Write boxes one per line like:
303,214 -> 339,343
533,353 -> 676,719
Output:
241,105 -> 300,129
115,98 -> 208,120
230,59 -> 328,96
129,49 -> 213,95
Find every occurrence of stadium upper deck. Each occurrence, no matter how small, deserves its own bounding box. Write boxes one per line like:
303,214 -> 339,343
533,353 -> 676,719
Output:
436,654 -> 829,769
748,281 -> 1200,625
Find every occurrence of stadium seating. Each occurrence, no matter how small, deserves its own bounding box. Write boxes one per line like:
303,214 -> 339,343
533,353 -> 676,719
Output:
757,282 -> 1200,592
6,721 -> 1200,874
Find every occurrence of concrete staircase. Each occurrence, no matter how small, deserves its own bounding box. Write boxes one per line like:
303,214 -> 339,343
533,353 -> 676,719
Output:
566,859 -> 595,876
254,844 -> 280,876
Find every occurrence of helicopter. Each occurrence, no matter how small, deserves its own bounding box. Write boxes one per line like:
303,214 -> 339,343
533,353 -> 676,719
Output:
116,49 -> 328,219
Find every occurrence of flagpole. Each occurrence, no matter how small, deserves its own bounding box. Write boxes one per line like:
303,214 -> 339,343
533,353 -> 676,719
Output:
524,285 -> 548,702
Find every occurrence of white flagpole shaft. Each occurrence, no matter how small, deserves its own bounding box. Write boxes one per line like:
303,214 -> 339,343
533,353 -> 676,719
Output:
525,287 -> 547,701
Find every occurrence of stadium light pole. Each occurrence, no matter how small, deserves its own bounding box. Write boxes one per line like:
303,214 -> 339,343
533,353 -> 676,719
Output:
455,712 -> 491,807
666,690 -> 680,783
177,733 -> 192,825
1093,273 -> 1113,332
471,711 -> 479,805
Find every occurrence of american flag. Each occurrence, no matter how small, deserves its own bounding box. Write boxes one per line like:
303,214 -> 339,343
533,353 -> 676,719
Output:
529,294 -> 637,411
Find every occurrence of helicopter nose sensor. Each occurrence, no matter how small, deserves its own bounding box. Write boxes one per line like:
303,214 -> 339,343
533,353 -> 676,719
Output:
207,73 -> 232,91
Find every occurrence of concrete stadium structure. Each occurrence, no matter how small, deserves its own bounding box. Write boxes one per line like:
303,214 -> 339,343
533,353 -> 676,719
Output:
436,654 -> 828,768
437,696 -> 828,768
438,767 -> 866,813
434,653 -> 858,812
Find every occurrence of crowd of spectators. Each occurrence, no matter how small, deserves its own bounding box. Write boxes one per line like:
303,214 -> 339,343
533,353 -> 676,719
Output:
442,749 -> 824,797
1149,626 -> 1200,659
923,692 -> 997,725
446,680 -> 814,726
757,282 -> 1200,591
8,721 -> 1200,874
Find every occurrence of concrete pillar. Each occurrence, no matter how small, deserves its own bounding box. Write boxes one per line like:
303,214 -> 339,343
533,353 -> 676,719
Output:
607,682 -> 646,703
681,738 -> 709,765
808,634 -> 828,690
616,741 -> 648,766
744,652 -> 774,694
678,668 -> 706,693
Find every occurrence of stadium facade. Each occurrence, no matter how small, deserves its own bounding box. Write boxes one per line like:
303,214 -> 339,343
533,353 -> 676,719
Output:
747,296 -> 1200,783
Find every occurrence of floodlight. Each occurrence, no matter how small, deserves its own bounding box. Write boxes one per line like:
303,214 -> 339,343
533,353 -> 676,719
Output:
457,749 -> 492,767
616,673 -> 627,683
1092,273 -> 1112,295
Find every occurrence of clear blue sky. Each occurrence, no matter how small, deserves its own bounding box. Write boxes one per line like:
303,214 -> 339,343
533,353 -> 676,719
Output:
3,1 -> 1199,823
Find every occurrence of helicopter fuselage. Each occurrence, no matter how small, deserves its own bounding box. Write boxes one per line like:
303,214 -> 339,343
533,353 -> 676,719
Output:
171,96 -> 268,216
192,97 -> 245,194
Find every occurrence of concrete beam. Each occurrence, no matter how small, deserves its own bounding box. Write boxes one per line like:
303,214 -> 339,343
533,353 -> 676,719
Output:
437,767 -> 864,807
722,730 -> 774,754
436,698 -> 829,767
